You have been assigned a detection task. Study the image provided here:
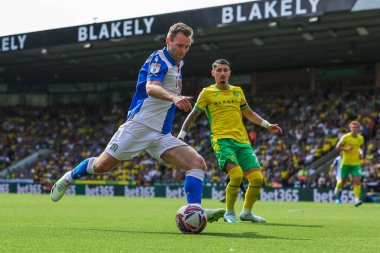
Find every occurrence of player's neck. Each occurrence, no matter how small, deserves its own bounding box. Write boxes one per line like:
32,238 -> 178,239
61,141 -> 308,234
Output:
216,83 -> 228,90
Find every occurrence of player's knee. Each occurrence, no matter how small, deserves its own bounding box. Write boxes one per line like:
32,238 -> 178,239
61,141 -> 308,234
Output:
228,166 -> 244,185
93,162 -> 106,173
93,159 -> 113,173
193,154 -> 207,171
247,170 -> 263,185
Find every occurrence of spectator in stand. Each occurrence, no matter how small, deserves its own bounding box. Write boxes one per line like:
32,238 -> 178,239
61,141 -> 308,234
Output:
297,166 -> 309,188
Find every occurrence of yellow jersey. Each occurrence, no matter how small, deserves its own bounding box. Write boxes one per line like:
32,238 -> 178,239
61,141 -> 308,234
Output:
339,133 -> 364,165
194,84 -> 250,144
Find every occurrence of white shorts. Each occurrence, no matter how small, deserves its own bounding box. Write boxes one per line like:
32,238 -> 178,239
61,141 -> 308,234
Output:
105,121 -> 187,162
335,168 -> 341,182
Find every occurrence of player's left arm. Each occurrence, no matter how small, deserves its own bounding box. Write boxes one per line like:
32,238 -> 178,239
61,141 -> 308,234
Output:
359,148 -> 364,159
359,136 -> 364,159
241,106 -> 282,134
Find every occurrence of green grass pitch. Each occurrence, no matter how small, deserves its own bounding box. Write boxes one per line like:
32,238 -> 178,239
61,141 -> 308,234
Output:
0,194 -> 379,253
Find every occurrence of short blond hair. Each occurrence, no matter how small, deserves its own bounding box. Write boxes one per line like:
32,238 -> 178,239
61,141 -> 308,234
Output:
349,120 -> 360,127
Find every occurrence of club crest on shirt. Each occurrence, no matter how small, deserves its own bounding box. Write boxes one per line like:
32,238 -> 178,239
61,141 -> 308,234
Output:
150,63 -> 161,74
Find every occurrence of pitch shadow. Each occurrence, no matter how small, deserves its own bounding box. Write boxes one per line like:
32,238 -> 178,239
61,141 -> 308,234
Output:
263,223 -> 324,228
63,227 -> 309,240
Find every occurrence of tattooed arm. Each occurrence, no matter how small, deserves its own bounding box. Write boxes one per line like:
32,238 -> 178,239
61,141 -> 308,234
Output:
177,109 -> 202,140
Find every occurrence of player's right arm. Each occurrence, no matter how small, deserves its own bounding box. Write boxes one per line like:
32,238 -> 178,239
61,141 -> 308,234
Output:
146,80 -> 193,112
178,109 -> 202,140
177,88 -> 208,140
335,135 -> 352,151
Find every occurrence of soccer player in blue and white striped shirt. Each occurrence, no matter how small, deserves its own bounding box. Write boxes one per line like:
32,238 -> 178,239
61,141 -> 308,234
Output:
51,22 -> 224,222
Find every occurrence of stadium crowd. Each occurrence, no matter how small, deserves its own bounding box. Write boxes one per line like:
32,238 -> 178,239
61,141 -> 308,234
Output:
1,89 -> 379,191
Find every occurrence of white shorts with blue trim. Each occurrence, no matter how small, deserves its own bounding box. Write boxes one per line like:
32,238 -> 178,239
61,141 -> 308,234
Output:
105,121 -> 187,162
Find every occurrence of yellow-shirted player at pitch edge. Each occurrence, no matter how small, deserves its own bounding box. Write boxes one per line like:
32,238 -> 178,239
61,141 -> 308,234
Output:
178,59 -> 282,222
335,120 -> 365,207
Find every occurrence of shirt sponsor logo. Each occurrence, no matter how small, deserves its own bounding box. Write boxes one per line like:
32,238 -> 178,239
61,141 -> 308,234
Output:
213,99 -> 239,105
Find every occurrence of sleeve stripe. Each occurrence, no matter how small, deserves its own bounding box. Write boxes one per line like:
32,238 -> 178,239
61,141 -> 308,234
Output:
240,103 -> 248,109
194,105 -> 204,111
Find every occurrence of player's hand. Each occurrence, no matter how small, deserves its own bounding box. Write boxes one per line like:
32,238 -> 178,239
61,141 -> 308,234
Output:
346,146 -> 353,151
173,95 -> 193,112
268,124 -> 282,135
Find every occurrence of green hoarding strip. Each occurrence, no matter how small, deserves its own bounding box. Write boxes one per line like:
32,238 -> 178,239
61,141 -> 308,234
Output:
0,183 -> 365,204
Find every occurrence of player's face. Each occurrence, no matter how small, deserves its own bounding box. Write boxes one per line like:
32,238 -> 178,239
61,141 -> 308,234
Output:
212,64 -> 231,85
349,124 -> 359,134
166,33 -> 191,63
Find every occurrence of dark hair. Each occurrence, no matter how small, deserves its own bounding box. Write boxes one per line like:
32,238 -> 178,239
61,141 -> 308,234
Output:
167,23 -> 193,41
212,59 -> 231,69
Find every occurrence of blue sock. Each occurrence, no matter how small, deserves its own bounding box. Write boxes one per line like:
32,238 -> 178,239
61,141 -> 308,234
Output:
184,176 -> 203,204
338,190 -> 342,201
70,158 -> 90,180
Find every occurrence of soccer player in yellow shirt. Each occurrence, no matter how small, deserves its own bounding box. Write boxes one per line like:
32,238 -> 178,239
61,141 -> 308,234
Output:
335,120 -> 364,207
178,59 -> 282,222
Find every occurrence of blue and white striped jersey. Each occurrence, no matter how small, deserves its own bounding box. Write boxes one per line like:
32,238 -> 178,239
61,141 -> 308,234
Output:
126,47 -> 183,134
333,156 -> 342,170
332,155 -> 342,180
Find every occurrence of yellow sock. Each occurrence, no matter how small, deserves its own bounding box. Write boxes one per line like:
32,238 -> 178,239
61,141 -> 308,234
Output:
336,181 -> 343,190
243,170 -> 263,211
353,184 -> 361,199
334,180 -> 342,196
226,166 -> 243,212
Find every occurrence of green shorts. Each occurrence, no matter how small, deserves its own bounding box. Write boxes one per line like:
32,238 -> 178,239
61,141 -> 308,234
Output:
341,164 -> 362,179
211,138 -> 261,173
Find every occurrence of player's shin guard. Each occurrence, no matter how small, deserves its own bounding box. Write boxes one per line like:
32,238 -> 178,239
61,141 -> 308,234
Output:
226,166 -> 243,212
184,169 -> 205,205
70,157 -> 97,180
243,170 -> 263,212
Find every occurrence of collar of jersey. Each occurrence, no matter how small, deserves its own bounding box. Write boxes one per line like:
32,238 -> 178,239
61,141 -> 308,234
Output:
214,84 -> 230,90
350,132 -> 359,138
163,47 -> 178,66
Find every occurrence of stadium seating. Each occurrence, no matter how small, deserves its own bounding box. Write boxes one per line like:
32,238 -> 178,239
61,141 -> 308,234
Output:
0,89 -> 378,191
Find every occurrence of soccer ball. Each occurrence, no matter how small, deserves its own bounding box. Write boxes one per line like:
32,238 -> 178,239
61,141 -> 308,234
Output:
175,204 -> 207,234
